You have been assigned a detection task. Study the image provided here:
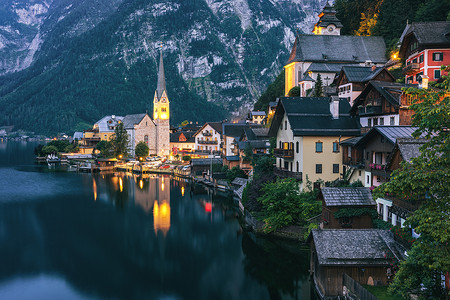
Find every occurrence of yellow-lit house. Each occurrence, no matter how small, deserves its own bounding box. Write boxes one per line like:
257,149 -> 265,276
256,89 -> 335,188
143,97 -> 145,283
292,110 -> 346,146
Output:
268,96 -> 360,190
80,115 -> 124,154
284,2 -> 387,97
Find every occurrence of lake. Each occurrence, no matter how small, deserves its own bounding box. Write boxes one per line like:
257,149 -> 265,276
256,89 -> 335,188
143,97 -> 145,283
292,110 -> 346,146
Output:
0,140 -> 316,300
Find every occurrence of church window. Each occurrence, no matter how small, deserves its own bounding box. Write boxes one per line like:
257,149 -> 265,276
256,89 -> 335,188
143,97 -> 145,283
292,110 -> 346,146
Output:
161,108 -> 166,112
144,135 -> 148,145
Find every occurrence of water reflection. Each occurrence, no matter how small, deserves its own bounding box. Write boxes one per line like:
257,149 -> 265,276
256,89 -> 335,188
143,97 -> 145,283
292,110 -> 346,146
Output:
0,142 -> 315,300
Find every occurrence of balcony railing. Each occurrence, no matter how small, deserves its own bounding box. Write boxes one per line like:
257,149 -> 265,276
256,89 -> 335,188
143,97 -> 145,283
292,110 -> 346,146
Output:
202,131 -> 212,136
273,148 -> 294,159
358,105 -> 382,116
403,63 -> 420,75
198,140 -> 218,145
343,157 -> 364,167
274,168 -> 302,181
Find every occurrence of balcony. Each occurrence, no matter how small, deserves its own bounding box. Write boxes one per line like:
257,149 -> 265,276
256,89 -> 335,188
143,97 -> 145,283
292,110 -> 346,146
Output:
403,63 -> 420,75
273,148 -> 294,159
198,140 -> 218,145
202,131 -> 212,136
274,168 -> 302,181
342,157 -> 364,168
358,105 -> 382,116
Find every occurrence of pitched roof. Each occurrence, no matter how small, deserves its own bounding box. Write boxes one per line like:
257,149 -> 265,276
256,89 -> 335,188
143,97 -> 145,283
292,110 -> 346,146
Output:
231,177 -> 248,186
306,62 -> 357,73
170,131 -> 195,143
350,81 -> 416,112
193,122 -> 223,137
269,97 -> 361,137
340,136 -> 363,146
321,187 -> 375,206
396,138 -> 427,162
314,1 -> 343,29
156,50 -> 166,100
287,35 -> 387,65
122,113 -> 148,129
355,126 -> 420,147
310,229 -> 406,266
252,128 -> 269,138
400,21 -> 450,46
251,111 -> 266,116
223,123 -> 250,137
339,66 -> 385,83
95,115 -> 125,132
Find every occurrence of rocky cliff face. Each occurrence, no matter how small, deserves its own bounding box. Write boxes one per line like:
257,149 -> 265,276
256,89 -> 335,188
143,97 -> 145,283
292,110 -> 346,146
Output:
0,0 -> 331,134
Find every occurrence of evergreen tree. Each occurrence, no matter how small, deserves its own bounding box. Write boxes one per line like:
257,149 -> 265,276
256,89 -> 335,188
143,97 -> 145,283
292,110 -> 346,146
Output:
111,122 -> 129,158
287,86 -> 300,97
313,74 -> 323,97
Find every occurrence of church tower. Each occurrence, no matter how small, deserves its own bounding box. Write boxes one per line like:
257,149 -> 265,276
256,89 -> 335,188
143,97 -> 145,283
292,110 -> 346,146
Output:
153,50 -> 170,157
312,1 -> 343,35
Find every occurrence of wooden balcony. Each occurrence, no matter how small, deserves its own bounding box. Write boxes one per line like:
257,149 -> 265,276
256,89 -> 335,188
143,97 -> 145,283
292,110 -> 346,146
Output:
273,148 -> 294,159
358,105 -> 382,116
342,157 -> 364,168
198,140 -> 218,145
403,63 -> 420,75
274,168 -> 302,181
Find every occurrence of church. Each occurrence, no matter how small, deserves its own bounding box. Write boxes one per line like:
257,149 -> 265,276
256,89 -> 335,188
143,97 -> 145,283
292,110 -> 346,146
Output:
285,1 -> 387,97
79,50 -> 170,157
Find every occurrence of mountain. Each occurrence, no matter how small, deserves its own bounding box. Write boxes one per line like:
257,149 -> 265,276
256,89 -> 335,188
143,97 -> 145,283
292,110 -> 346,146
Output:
0,0 -> 330,134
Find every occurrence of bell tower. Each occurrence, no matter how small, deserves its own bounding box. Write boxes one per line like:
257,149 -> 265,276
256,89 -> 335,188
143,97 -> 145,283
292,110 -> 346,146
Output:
153,49 -> 170,157
312,1 -> 343,36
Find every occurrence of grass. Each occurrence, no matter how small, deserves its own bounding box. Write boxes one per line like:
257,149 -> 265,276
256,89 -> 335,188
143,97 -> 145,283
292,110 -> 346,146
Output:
363,285 -> 403,300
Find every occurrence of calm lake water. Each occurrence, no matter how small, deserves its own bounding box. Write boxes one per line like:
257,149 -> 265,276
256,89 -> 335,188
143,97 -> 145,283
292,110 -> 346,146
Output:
0,141 -> 315,300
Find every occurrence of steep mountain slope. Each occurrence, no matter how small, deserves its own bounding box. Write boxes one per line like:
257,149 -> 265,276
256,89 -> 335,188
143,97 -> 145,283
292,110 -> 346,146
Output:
0,0 -> 330,134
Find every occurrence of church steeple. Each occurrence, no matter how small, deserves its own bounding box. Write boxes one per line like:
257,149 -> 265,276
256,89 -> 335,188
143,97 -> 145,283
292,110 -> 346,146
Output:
153,49 -> 169,121
313,1 -> 343,35
156,49 -> 166,100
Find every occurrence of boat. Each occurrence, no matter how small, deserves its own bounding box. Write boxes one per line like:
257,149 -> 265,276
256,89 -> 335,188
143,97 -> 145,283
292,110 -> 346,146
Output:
46,154 -> 61,164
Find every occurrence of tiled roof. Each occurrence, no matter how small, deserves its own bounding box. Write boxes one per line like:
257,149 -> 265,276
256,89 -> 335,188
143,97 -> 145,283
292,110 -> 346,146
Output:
73,132 -> 83,140
231,177 -> 248,186
123,113 -> 147,129
95,115 -> 124,132
355,126 -> 420,147
223,123 -> 250,137
321,187 -> 375,206
341,66 -> 381,82
399,22 -> 450,46
395,138 -> 427,163
269,97 -> 361,137
251,111 -> 266,116
311,229 -> 406,266
340,136 -> 363,146
252,128 -> 269,137
287,35 -> 387,64
306,63 -> 358,73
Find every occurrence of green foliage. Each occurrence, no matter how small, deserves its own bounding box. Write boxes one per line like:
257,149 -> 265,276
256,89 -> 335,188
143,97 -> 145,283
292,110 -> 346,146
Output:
111,122 -> 129,158
180,120 -> 189,127
64,143 -> 79,153
313,74 -> 323,97
252,154 -> 275,178
226,166 -> 247,182
287,86 -> 300,97
95,140 -> 113,158
333,207 -> 378,220
304,223 -> 318,240
182,155 -> 191,162
135,141 -> 149,159
243,143 -> 253,162
257,178 -> 321,233
373,219 -> 393,230
253,70 -> 284,111
41,145 -> 58,155
375,66 -> 450,298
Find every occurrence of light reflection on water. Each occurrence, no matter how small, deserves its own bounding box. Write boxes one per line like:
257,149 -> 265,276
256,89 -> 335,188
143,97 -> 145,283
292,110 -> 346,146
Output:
0,141 -> 315,300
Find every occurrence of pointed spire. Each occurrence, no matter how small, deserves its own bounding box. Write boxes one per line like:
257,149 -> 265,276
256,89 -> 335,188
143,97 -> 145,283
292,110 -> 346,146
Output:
156,49 -> 166,100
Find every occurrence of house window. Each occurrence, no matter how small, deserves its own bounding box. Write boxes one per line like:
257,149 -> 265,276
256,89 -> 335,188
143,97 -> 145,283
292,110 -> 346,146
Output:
375,152 -> 382,164
333,142 -> 339,153
412,58 -> 417,63
419,54 -> 424,63
368,119 -> 372,127
348,146 -> 352,158
359,170 -> 362,176
316,142 -> 323,153
380,117 -> 384,125
396,215 -> 402,227
367,175 -> 370,184
296,141 -> 299,153
435,69 -> 441,79
285,120 -> 288,130
316,164 -> 322,174
390,117 -> 395,125
432,52 -> 443,61
279,141 -> 282,148
280,122 -> 283,130
296,161 -> 299,172
333,164 -> 339,173
366,151 -> 370,160
373,118 -> 378,126
290,162 -> 293,171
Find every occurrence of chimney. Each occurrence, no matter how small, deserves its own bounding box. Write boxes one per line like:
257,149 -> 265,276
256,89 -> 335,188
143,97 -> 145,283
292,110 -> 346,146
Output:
330,96 -> 339,119
420,75 -> 429,89
371,65 -> 376,72
112,115 -> 115,119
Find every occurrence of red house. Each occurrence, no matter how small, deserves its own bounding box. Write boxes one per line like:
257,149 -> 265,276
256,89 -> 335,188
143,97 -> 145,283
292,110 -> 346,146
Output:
399,22 -> 450,85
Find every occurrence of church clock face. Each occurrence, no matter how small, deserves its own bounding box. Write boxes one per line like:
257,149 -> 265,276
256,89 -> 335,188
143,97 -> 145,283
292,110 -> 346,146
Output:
328,26 -> 334,32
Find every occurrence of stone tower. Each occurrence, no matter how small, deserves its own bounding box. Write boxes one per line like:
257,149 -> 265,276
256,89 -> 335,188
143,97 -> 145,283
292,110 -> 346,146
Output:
312,1 -> 343,35
153,50 -> 170,157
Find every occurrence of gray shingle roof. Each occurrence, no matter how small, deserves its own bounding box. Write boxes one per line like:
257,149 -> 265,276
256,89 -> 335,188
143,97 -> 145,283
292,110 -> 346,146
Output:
232,177 -> 248,186
223,123 -> 250,137
399,22 -> 450,46
269,97 -> 361,137
287,35 -> 387,65
340,136 -> 363,146
307,63 -> 358,73
311,229 -> 406,266
355,126 -> 421,147
95,115 -> 125,132
341,66 -> 382,82
251,111 -> 266,116
73,132 -> 83,140
395,138 -> 427,163
321,187 -> 375,206
252,128 -> 269,137
122,113 -> 147,129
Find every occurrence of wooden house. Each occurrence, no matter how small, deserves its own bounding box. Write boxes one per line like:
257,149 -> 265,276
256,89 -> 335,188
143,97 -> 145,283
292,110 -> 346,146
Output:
319,187 -> 376,229
308,229 -> 406,298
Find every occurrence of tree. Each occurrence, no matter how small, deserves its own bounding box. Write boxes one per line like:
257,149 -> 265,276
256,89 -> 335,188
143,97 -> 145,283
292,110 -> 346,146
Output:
135,141 -> 149,160
313,74 -> 323,97
253,70 -> 285,111
180,120 -> 189,127
95,140 -> 113,157
41,145 -> 58,155
374,66 -> 450,299
111,122 -> 129,158
182,155 -> 191,162
287,86 -> 300,97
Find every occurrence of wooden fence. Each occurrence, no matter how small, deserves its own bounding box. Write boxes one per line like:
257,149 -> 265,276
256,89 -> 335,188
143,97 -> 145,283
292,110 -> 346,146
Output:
343,273 -> 378,300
